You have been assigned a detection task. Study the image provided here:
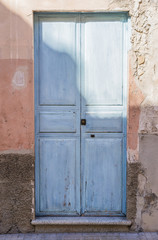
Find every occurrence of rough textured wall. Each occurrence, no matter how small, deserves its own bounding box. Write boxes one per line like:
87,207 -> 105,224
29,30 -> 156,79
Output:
0,154 -> 35,233
0,1 -> 35,233
127,0 -> 158,231
0,0 -> 158,233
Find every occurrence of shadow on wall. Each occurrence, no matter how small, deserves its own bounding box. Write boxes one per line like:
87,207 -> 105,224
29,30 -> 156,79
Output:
0,2 -> 34,152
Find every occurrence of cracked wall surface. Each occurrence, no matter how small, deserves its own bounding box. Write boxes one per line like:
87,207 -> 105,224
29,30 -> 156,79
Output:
0,0 -> 158,233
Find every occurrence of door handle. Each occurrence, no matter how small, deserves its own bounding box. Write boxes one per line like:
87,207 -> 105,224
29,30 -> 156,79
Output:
81,119 -> 86,125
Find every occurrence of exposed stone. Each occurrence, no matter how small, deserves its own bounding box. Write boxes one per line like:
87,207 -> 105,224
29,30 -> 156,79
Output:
139,107 -> 158,134
144,193 -> 158,212
138,56 -> 145,65
126,162 -> 141,226
136,135 -> 158,231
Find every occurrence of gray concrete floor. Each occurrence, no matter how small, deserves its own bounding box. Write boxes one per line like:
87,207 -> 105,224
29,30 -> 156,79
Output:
0,233 -> 158,240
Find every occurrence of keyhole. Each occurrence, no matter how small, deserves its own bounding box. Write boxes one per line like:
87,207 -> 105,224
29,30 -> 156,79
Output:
91,134 -> 95,138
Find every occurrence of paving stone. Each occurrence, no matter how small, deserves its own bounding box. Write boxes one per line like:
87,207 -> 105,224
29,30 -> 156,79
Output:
138,233 -> 146,240
150,233 -> 158,240
0,233 -> 158,240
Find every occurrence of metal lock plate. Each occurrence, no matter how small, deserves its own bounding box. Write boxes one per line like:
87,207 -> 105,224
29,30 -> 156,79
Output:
81,119 -> 86,125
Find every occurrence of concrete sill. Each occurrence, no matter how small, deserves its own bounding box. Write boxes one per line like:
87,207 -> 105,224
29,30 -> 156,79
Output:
31,217 -> 131,226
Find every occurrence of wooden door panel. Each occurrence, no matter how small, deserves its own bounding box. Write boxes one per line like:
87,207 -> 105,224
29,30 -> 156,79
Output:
82,16 -> 123,106
39,17 -> 77,105
85,110 -> 123,133
39,138 -> 79,214
82,137 -> 122,214
39,112 -> 76,133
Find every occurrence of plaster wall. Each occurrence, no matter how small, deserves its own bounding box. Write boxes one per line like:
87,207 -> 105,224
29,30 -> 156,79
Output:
0,0 -> 158,233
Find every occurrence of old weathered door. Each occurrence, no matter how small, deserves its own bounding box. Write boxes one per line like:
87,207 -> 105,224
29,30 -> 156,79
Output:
34,13 -> 128,216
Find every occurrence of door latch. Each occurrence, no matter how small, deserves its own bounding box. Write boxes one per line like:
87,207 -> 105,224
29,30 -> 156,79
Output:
81,119 -> 86,125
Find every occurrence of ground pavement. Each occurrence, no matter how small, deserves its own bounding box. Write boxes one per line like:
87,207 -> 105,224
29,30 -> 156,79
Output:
0,233 -> 158,240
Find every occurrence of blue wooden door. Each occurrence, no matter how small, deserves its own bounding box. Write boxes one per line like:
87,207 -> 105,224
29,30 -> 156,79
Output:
80,14 -> 127,215
34,13 -> 128,216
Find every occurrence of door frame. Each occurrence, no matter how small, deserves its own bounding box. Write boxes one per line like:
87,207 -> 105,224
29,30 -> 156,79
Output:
34,12 -> 130,217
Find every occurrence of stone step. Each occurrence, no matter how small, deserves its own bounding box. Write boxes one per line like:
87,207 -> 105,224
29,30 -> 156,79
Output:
31,217 -> 132,233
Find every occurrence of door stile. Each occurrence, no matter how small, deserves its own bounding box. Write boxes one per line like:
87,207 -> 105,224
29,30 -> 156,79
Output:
76,13 -> 81,215
34,14 -> 40,215
122,17 -> 129,215
80,16 -> 86,215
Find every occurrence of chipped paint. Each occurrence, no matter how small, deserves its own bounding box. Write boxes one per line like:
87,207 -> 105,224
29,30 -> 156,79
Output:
12,66 -> 28,89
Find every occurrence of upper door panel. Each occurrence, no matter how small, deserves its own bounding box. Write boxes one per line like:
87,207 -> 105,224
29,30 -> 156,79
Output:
81,15 -> 124,106
39,16 -> 78,106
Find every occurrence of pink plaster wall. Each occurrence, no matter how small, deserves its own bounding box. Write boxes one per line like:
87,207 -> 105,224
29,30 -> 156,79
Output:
0,2 -> 34,151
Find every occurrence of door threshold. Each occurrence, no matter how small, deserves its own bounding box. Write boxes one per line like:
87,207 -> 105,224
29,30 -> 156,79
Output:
31,217 -> 131,233
32,216 -> 131,226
